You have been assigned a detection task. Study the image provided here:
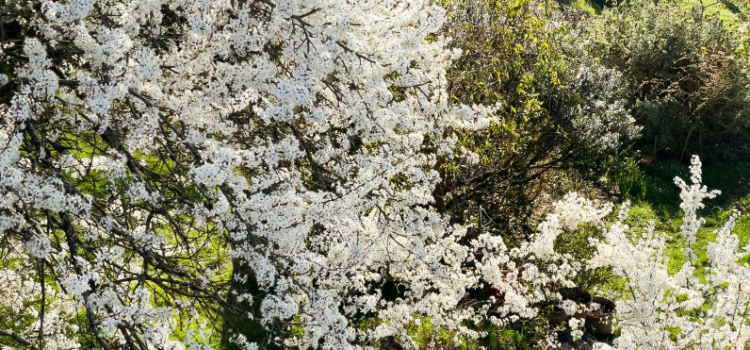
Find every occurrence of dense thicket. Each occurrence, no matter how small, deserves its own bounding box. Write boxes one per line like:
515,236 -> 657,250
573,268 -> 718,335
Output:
439,0 -> 638,235
585,0 -> 750,162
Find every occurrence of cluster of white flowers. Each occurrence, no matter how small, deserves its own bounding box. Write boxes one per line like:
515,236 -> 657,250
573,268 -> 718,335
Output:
675,157 -> 721,263
0,266 -> 80,350
569,64 -> 641,153
16,38 -> 59,99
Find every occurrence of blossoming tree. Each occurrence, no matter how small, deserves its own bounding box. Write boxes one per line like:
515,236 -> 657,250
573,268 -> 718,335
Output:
0,0 -> 500,349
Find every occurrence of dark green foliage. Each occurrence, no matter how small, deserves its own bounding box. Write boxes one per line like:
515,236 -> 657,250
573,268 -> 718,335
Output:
585,0 -> 750,162
222,259 -> 276,350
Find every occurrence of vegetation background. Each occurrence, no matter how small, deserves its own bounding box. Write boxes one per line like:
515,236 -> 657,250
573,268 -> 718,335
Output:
2,0 -> 750,349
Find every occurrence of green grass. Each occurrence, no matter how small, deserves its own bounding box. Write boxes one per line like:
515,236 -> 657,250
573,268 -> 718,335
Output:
556,0 -> 608,14
680,0 -> 747,29
612,156 -> 750,280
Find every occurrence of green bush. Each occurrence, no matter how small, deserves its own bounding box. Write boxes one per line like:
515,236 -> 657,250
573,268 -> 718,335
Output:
585,0 -> 750,162
438,0 -> 638,234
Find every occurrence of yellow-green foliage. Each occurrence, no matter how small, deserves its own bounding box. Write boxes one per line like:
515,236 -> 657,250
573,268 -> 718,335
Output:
439,0 -> 572,230
439,0 -> 636,236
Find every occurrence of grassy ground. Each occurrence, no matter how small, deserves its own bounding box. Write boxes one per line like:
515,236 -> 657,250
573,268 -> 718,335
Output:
613,155 -> 750,279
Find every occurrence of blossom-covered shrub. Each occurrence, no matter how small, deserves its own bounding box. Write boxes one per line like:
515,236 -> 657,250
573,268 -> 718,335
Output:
574,156 -> 750,349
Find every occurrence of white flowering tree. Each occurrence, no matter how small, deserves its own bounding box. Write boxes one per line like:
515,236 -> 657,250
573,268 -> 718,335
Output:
0,0 -> 506,349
